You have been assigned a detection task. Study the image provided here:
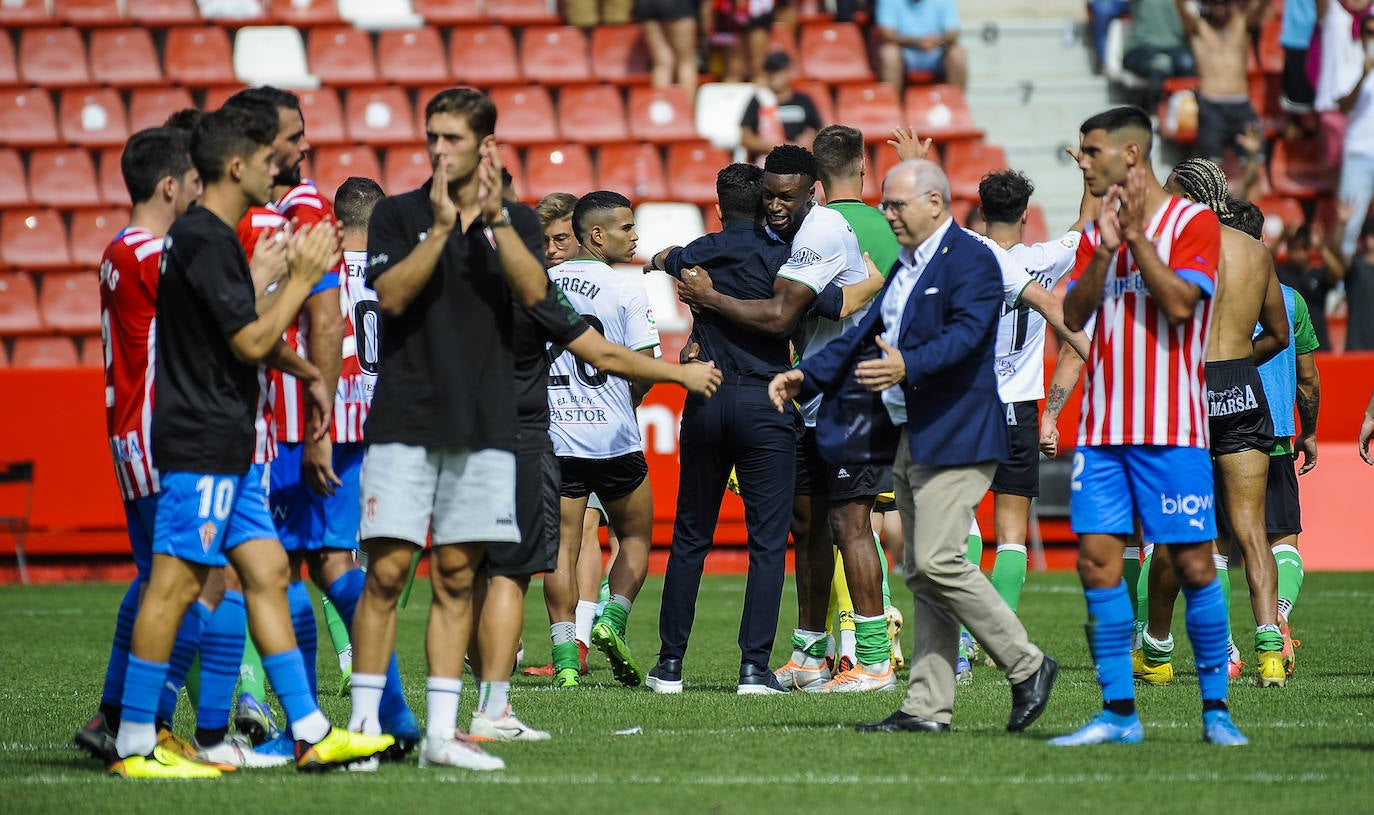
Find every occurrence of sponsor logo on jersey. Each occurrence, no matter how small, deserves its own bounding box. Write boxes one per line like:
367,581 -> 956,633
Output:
1206,385 -> 1258,417
369,252 -> 390,268
1160,493 -> 1213,516
791,247 -> 822,265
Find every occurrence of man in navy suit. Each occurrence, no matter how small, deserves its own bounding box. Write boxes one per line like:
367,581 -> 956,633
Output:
769,159 -> 1057,733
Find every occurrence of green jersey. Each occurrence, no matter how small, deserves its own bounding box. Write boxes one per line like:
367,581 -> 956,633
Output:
827,200 -> 900,278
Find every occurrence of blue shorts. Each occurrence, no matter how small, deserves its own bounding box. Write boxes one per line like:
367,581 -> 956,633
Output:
1069,445 -> 1217,544
124,494 -> 160,578
153,465 -> 276,567
902,45 -> 946,73
270,441 -> 364,552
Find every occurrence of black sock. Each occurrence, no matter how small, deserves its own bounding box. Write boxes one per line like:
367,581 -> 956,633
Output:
99,702 -> 122,731
1104,698 -> 1136,716
155,717 -> 172,733
195,726 -> 228,747
1202,699 -> 1229,714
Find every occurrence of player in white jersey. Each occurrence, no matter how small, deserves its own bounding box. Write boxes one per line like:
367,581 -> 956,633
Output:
546,191 -> 661,687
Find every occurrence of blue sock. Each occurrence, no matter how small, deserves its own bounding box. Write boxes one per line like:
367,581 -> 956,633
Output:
327,569 -> 408,722
119,656 -> 168,727
260,649 -> 320,726
157,601 -> 210,723
288,581 -> 318,696
100,580 -> 142,710
197,590 -> 245,732
1183,577 -> 1230,703
1084,582 -> 1136,707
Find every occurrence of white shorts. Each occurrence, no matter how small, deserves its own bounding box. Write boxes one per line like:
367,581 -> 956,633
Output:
358,443 -> 520,546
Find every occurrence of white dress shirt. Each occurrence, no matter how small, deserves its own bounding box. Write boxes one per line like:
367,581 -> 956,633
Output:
880,214 -> 954,425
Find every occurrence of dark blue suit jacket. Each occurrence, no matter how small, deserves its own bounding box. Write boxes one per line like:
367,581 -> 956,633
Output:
797,221 -> 1009,468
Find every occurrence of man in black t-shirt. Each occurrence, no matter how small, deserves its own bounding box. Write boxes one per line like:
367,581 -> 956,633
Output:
740,52 -> 824,165
111,106 -> 393,779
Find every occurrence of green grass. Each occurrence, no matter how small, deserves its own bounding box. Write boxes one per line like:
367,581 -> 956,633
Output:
2,571 -> 1373,814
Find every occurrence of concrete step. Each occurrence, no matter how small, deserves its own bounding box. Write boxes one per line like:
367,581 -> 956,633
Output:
960,19 -> 1094,83
966,78 -> 1113,146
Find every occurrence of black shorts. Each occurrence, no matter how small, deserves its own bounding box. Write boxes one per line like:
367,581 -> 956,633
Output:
1263,451 -> 1301,536
1281,47 -> 1315,111
484,435 -> 560,577
1206,358 -> 1275,456
795,427 -> 893,501
991,400 -> 1040,498
635,0 -> 696,21
559,451 -> 648,502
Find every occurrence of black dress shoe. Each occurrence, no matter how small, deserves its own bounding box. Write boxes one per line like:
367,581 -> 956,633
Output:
1007,655 -> 1058,732
737,662 -> 787,695
855,710 -> 950,733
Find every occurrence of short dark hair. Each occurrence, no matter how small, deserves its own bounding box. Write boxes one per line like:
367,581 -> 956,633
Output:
424,87 -> 497,140
1219,198 -> 1263,240
335,176 -> 385,232
163,108 -> 202,132
572,190 -> 633,244
121,127 -> 194,205
763,143 -> 817,180
716,163 -> 764,222
1080,106 -> 1154,155
224,85 -> 301,120
977,169 -> 1034,225
812,125 -> 864,183
190,105 -> 277,183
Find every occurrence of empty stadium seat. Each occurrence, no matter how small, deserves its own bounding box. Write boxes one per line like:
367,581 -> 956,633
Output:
19,28 -> 91,88
59,88 -> 130,147
383,146 -> 433,194
524,144 -> 595,201
199,0 -> 270,21
628,86 -> 698,143
235,26 -> 319,88
201,86 -> 250,110
596,142 -> 667,202
496,142 -> 527,200
0,0 -> 51,25
271,0 -> 343,26
0,273 -> 43,335
336,0 -> 422,28
488,0 -> 559,25
310,146 -> 381,201
297,88 -> 346,145
664,143 -> 730,206
1024,204 -> 1049,245
558,84 -> 629,144
0,35 -> 17,88
0,150 -> 29,209
344,87 -> 416,145
57,0 -> 126,27
69,208 -> 129,267
798,23 -> 873,83
694,82 -> 756,150
449,25 -> 521,87
11,336 -> 79,367
28,148 -> 102,209
165,27 -> 236,87
412,0 -> 485,24
1,209 -> 73,270
128,87 -> 196,132
903,84 -> 983,143
766,22 -> 803,77
591,25 -> 652,85
521,26 -> 591,85
633,202 -> 705,262
944,141 -> 1008,201
488,85 -> 558,146
701,203 -> 722,233
39,271 -> 100,334
90,28 -> 163,88
307,26 -> 379,85
378,27 -> 451,86
0,88 -> 59,148
791,79 -> 834,124
96,147 -> 127,205
836,83 -> 903,143
128,0 -> 200,24
1269,138 -> 1335,199
77,335 -> 104,367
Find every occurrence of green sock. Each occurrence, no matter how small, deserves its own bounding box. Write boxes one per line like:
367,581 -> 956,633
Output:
1214,553 -> 1233,646
1142,630 -> 1173,663
1135,547 -> 1152,630
551,640 -> 580,673
1273,544 -> 1304,621
1123,545 -> 1142,620
990,544 -> 1028,613
240,633 -> 267,700
854,615 -> 890,667
1255,623 -> 1283,653
874,533 -> 892,608
597,577 -> 610,606
320,596 -> 352,671
791,628 -> 829,658
600,594 -> 631,637
184,653 -> 201,710
965,528 -> 983,568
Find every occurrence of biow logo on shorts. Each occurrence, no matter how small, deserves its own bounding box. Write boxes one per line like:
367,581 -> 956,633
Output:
1160,493 -> 1213,515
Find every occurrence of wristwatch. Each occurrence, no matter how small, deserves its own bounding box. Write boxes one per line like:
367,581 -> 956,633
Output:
488,207 -> 512,228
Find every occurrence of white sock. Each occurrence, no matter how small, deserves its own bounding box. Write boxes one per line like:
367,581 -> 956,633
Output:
1142,630 -> 1174,653
116,720 -> 156,759
1123,545 -> 1140,561
839,629 -> 857,662
290,711 -> 331,744
574,601 -> 596,647
426,676 -> 462,740
348,672 -> 386,735
551,621 -> 577,646
998,543 -> 1028,555
478,681 -> 510,716
1212,552 -> 1228,572
1142,543 -> 1155,559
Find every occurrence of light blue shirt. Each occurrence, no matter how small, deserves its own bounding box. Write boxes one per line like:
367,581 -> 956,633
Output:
1256,285 -> 1299,438
880,214 -> 954,425
1279,0 -> 1316,49
876,0 -> 960,37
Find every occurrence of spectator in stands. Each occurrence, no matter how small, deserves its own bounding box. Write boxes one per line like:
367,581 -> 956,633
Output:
875,0 -> 968,91
1344,215 -> 1374,349
565,0 -> 633,28
1313,0 -> 1368,167
1337,15 -> 1374,258
1088,0 -> 1131,74
1280,0 -> 1319,115
1121,0 -> 1195,108
706,0 -> 777,82
1273,221 -> 1346,348
637,0 -> 699,91
1175,0 -> 1268,163
740,52 -> 823,164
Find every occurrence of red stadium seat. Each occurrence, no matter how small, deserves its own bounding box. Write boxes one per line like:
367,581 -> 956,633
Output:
128,87 -> 196,132
383,146 -> 433,195
521,26 -> 591,85
590,25 -> 652,85
297,88 -> 346,146
344,87 -> 416,146
767,22 -> 803,77
944,141 -> 1008,201
0,149 -> 30,209
56,0 -> 126,26
0,272 -> 43,335
1254,194 -> 1304,240
39,271 -> 100,334
412,0 -> 485,24
306,26 -> 378,85
1258,17 -> 1283,76
310,146 -> 380,201
11,336 -> 79,367
702,202 -> 723,233
200,85 -> 250,111
595,142 -> 667,202
523,144 -> 595,201
791,80 -> 834,125
95,147 -> 126,205
488,85 -> 558,146
1024,204 -> 1049,245
835,83 -> 903,143
271,0 -> 343,25
558,84 -> 629,144
449,25 -> 522,87
1269,138 -> 1335,199
489,0 -> 560,25
19,28 -> 91,88
1,209 -> 72,270
903,84 -> 983,143
497,142 -> 527,200
59,88 -> 130,147
127,0 -> 200,25
378,28 -> 451,87
164,27 -> 236,88
0,36 -> 16,88
77,334 -> 104,367
664,142 -> 731,206
28,148 -> 102,209
798,23 -> 873,84
90,29 -> 162,88
628,86 -> 698,143
70,208 -> 129,267
0,0 -> 51,25
0,88 -> 59,148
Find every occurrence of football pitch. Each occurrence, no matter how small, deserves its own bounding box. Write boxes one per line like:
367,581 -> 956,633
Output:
2,571 -> 1372,814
